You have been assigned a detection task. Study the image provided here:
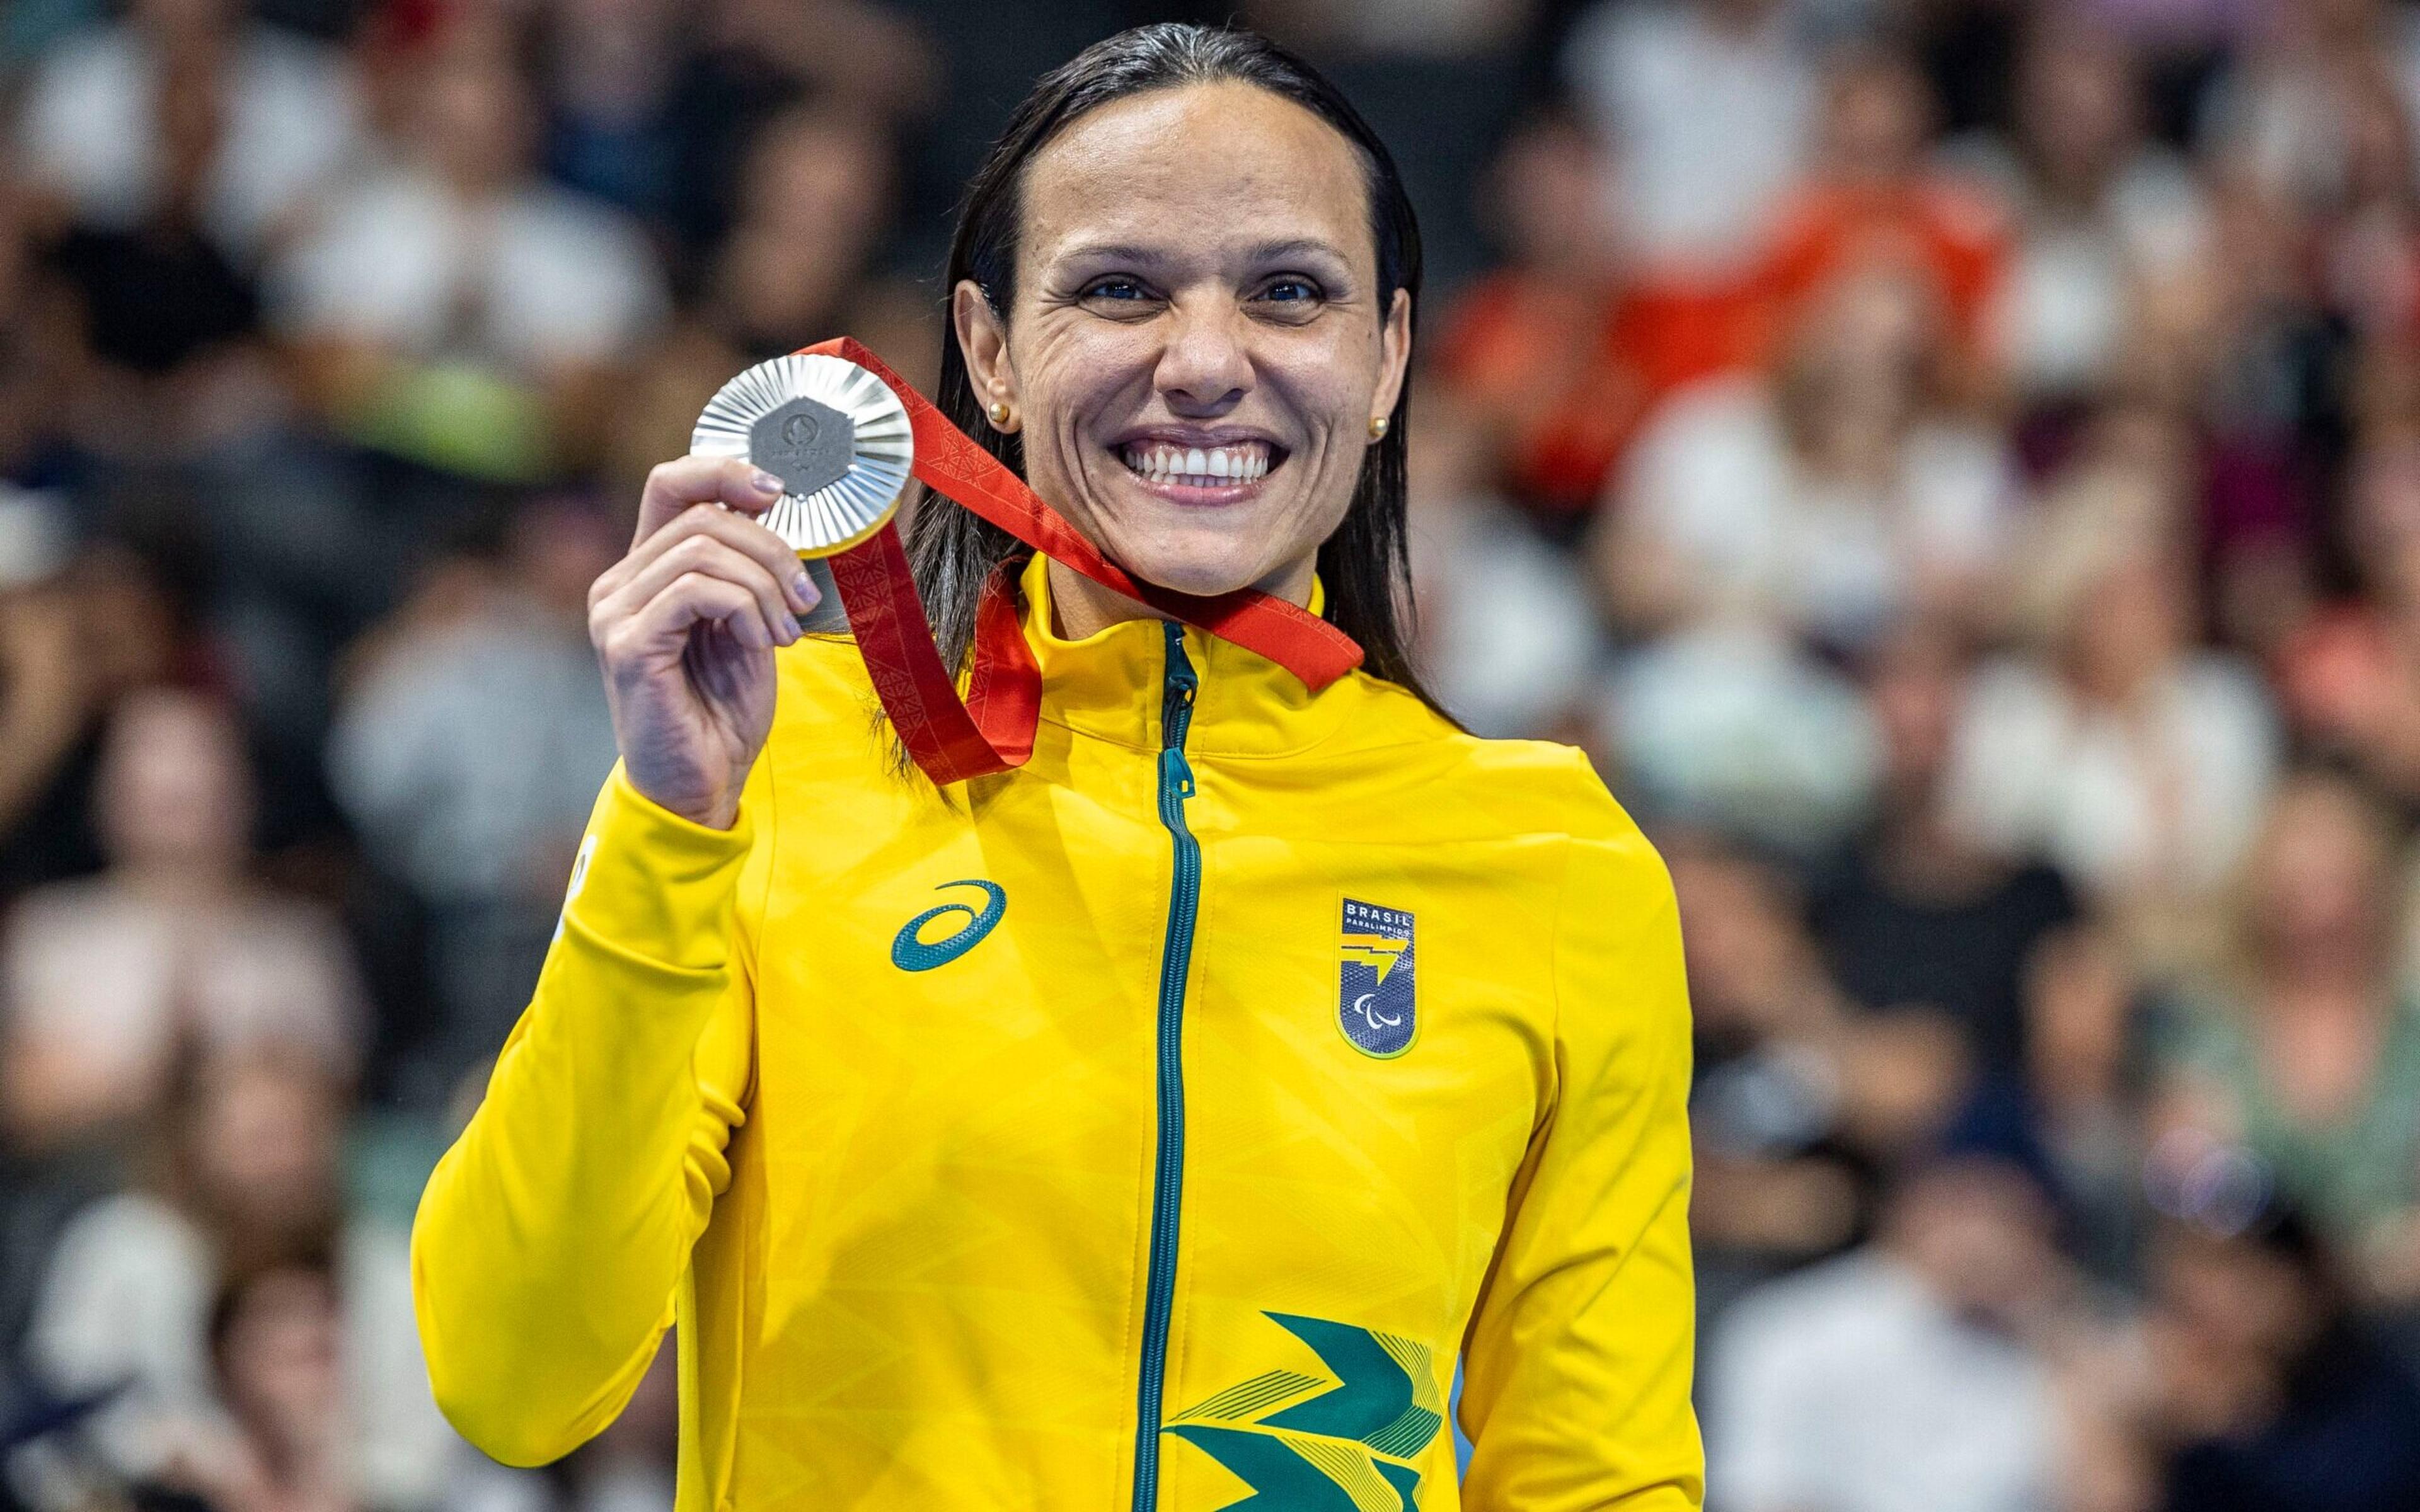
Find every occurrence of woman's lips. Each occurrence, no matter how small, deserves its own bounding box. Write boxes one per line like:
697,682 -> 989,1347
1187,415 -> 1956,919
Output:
1115,439 -> 1280,505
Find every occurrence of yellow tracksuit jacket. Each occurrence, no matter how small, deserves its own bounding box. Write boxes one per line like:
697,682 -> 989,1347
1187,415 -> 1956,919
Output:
412,554 -> 1702,1511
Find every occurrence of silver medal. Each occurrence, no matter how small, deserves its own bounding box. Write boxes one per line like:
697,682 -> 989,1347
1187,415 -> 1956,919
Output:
691,354 -> 915,557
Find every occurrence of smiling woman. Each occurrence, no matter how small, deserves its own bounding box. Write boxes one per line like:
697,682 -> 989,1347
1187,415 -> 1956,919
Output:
935,64 -> 1413,644
408,23 -> 1703,1512
916,28 -> 1427,701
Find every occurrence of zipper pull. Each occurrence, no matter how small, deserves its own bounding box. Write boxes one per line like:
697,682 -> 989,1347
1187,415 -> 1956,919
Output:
1160,621 -> 1199,753
1160,746 -> 1196,799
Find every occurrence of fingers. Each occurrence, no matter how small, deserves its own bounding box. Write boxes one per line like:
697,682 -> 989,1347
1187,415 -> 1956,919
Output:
594,499 -> 817,617
633,455 -> 789,547
609,570 -> 781,662
596,532 -> 805,650
597,454 -> 829,668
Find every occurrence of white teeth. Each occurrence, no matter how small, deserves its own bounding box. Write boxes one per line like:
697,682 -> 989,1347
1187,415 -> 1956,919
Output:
1119,440 -> 1273,488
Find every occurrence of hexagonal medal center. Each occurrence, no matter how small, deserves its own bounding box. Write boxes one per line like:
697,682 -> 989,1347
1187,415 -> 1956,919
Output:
749,397 -> 856,498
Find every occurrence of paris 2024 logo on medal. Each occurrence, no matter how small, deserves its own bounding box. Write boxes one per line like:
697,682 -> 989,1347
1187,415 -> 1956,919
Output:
1337,899 -> 1415,1058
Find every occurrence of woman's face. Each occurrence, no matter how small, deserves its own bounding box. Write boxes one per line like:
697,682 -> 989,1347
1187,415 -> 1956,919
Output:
2250,779 -> 2389,971
956,82 -> 1412,602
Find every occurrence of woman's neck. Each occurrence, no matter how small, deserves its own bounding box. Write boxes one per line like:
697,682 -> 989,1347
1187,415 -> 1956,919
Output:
1044,554 -> 1318,641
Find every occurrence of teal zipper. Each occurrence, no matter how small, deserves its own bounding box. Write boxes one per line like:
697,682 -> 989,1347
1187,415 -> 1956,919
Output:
1131,620 -> 1201,1511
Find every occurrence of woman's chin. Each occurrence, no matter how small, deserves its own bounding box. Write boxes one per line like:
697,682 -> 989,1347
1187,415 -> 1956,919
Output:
1086,518 -> 1276,600
1114,547 -> 1273,601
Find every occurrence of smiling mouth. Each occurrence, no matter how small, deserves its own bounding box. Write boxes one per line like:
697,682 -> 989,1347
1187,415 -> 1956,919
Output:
1117,440 -> 1282,493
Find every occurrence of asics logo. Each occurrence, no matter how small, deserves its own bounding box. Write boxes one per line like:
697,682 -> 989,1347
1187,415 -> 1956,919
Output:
891,879 -> 1006,971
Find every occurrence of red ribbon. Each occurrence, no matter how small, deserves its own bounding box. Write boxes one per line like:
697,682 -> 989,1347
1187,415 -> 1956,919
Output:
800,338 -> 1363,786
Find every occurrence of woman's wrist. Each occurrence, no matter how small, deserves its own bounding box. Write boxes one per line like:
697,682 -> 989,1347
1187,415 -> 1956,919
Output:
620,767 -> 744,833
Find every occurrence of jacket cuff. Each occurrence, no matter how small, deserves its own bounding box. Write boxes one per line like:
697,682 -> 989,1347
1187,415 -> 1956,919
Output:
558,766 -> 755,975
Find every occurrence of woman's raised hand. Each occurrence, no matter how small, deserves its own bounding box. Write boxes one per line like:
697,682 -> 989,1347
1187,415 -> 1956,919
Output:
589,457 -> 819,830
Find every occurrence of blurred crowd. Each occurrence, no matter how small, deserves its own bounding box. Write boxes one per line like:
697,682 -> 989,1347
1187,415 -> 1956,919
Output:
4,0 -> 2420,1509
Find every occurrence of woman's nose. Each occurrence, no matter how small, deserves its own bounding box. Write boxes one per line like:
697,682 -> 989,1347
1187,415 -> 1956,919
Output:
1153,298 -> 1254,415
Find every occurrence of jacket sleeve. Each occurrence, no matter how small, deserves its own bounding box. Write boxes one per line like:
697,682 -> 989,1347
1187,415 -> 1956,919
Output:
1458,825 -> 1703,1509
410,764 -> 764,1467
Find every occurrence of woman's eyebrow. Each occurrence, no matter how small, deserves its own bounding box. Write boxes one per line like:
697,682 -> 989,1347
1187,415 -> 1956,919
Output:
1056,242 -> 1171,268
1243,238 -> 1351,266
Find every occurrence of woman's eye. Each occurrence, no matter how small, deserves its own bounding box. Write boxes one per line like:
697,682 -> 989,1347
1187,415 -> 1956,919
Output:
1082,278 -> 1151,302
1260,277 -> 1322,304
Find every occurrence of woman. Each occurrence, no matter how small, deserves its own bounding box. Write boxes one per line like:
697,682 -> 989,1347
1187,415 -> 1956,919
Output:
1941,454 -> 2277,966
30,1050 -> 452,1511
412,25 -> 1700,1511
2150,768 -> 2420,1303
1601,266 -> 2014,653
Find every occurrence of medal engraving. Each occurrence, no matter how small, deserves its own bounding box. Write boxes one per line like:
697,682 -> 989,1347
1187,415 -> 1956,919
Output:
751,398 -> 856,499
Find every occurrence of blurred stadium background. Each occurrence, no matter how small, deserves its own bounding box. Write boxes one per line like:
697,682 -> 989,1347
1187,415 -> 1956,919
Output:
5,0 -> 2420,1508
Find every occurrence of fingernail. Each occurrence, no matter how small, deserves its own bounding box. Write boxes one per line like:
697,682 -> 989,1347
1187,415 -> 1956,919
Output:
778,614 -> 801,644
790,571 -> 816,610
752,469 -> 785,496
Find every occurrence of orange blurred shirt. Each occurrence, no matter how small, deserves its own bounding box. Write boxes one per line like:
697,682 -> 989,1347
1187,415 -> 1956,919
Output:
1751,178 -> 2012,357
1436,273 -> 1760,517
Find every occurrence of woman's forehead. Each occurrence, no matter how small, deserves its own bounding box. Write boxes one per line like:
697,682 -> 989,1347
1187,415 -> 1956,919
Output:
1020,82 -> 1373,273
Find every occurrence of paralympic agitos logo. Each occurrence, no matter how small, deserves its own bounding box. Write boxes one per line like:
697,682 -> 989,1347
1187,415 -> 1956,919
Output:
891,879 -> 1007,971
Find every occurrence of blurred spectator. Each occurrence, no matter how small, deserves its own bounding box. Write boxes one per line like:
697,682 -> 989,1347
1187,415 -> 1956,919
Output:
21,1051 -> 454,1509
2149,769 -> 2420,1303
2024,922 -> 2160,1289
270,23 -> 667,483
1676,833 -> 1866,1318
1809,626 -> 2079,1084
2276,418 -> 2420,802
13,0 -> 364,264
1602,269 -> 2017,650
1706,1156 -> 2073,1512
688,106 -> 899,358
0,508 -> 91,894
1432,105 -> 1756,522
35,7 -> 289,470
2308,61 -> 2420,340
0,163 -> 171,899
1559,0 -> 1816,278
531,0 -> 936,261
2179,175 -> 2337,604
1674,835 -> 1979,1321
1961,20 -> 2210,408
1600,624 -> 1882,857
326,498 -> 619,1092
537,0 -> 709,237
1404,392 -> 1601,738
2134,1203 -> 2420,1512
1,689 -> 360,1153
0,162 -> 75,502
0,548 -> 190,1347
1753,46 -> 2012,400
1942,457 -> 2279,963
2200,0 -> 2411,216
195,1261 -> 355,1512
601,104 -> 927,500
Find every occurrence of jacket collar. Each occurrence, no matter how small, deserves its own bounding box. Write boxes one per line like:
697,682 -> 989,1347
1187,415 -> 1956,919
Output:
1018,553 -> 1354,759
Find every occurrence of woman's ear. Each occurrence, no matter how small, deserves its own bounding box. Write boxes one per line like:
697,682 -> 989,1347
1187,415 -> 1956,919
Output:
1372,287 -> 1413,422
952,279 -> 1019,432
